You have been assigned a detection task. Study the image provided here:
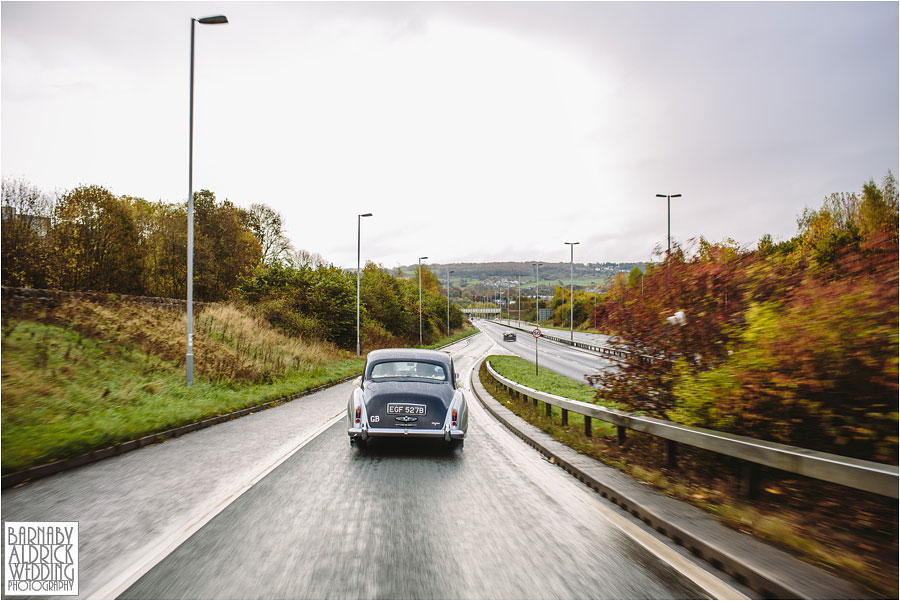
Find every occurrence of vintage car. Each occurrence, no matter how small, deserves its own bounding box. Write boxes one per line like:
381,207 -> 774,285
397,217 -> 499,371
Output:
348,348 -> 468,449
503,331 -> 517,342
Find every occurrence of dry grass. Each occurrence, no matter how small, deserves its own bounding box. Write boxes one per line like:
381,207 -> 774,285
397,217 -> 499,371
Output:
1,312 -> 363,472
15,298 -> 348,384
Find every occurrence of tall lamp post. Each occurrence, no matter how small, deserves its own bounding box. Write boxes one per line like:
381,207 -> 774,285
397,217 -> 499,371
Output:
564,242 -> 580,341
186,14 -> 228,387
356,213 -> 373,357
655,193 -> 682,259
446,268 -> 455,336
517,275 -> 521,326
532,262 -> 543,324
418,256 -> 428,345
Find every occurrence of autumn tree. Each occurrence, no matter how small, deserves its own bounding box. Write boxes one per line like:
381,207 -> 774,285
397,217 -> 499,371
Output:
193,190 -> 262,301
50,185 -> 143,293
590,175 -> 898,461
626,266 -> 643,290
1,177 -> 53,288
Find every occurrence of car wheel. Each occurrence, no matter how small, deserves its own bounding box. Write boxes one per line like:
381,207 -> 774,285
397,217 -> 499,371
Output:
449,439 -> 464,451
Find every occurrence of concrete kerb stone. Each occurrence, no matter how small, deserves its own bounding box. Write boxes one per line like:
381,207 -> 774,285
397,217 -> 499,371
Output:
470,357 -> 865,600
1,331 -> 481,489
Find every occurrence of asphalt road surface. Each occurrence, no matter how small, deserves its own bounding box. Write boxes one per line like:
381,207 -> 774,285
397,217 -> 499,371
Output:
474,318 -> 617,385
120,333 -> 710,599
491,319 -> 613,348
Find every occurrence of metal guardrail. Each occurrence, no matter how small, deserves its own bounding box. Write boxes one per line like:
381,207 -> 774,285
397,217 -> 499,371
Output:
540,332 -> 664,366
485,360 -> 899,498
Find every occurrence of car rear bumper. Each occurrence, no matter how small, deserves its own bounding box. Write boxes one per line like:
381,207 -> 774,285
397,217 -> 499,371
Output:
348,426 -> 465,441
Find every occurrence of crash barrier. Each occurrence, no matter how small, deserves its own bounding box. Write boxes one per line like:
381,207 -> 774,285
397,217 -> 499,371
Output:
488,319 -> 668,367
485,360 -> 898,499
540,332 -> 665,366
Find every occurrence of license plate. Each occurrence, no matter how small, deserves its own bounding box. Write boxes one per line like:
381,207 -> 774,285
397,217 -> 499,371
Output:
386,403 -> 426,415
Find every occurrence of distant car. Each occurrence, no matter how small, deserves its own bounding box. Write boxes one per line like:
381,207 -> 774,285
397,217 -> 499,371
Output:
503,331 -> 517,342
348,348 -> 467,449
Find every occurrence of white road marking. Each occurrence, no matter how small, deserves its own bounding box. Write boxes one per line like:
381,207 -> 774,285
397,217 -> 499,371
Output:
88,411 -> 345,600
97,328 -> 745,600
466,347 -> 748,600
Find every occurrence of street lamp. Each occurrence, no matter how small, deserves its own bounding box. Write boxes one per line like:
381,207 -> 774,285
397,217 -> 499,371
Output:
356,213 -> 373,357
564,242 -> 580,341
517,275 -> 521,326
418,256 -> 428,345
446,268 -> 455,336
532,262 -> 543,324
655,193 -> 682,259
186,13 -> 228,387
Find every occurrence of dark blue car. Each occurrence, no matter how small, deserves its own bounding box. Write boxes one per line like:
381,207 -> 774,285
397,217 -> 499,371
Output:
348,348 -> 468,450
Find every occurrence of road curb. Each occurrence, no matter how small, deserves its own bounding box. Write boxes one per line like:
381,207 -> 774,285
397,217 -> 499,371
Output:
1,330 -> 481,490
470,357 -> 866,600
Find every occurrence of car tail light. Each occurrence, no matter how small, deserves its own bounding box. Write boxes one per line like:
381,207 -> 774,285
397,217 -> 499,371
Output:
355,405 -> 361,424
452,408 -> 458,427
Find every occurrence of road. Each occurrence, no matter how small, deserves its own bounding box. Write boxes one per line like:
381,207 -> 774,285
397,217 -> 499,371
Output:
3,331 -> 743,599
120,333 -> 723,599
474,318 -> 617,385
492,318 -> 613,348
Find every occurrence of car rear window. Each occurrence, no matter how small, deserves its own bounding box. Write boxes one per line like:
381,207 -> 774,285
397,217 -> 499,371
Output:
370,361 -> 447,381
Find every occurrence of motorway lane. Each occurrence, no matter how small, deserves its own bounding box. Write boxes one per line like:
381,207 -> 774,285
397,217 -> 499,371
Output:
121,334 -> 706,599
493,319 -> 613,348
475,319 -> 617,385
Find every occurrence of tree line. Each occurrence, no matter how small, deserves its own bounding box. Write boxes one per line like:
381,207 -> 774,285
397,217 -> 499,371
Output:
588,172 -> 899,463
1,178 -> 464,349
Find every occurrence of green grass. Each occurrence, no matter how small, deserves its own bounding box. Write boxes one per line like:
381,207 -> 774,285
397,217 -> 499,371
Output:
483,354 -> 620,438
1,320 -> 364,473
486,355 -> 616,405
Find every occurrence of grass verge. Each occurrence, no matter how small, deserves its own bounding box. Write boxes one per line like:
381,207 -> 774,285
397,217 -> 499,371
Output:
1,312 -> 480,474
1,320 -> 363,473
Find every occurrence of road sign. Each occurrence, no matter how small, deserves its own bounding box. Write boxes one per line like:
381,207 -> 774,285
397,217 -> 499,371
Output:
532,328 -> 542,338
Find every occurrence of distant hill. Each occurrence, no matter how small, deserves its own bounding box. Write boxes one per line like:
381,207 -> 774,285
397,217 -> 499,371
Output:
394,261 -> 649,292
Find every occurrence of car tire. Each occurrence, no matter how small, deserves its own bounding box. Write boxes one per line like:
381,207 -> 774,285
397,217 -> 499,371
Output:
449,439 -> 464,451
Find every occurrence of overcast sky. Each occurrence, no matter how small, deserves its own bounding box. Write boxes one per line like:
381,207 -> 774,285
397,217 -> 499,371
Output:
2,1 -> 897,268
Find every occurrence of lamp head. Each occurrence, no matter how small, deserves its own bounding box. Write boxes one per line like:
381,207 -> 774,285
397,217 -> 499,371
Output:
198,15 -> 228,24
360,213 -> 372,217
